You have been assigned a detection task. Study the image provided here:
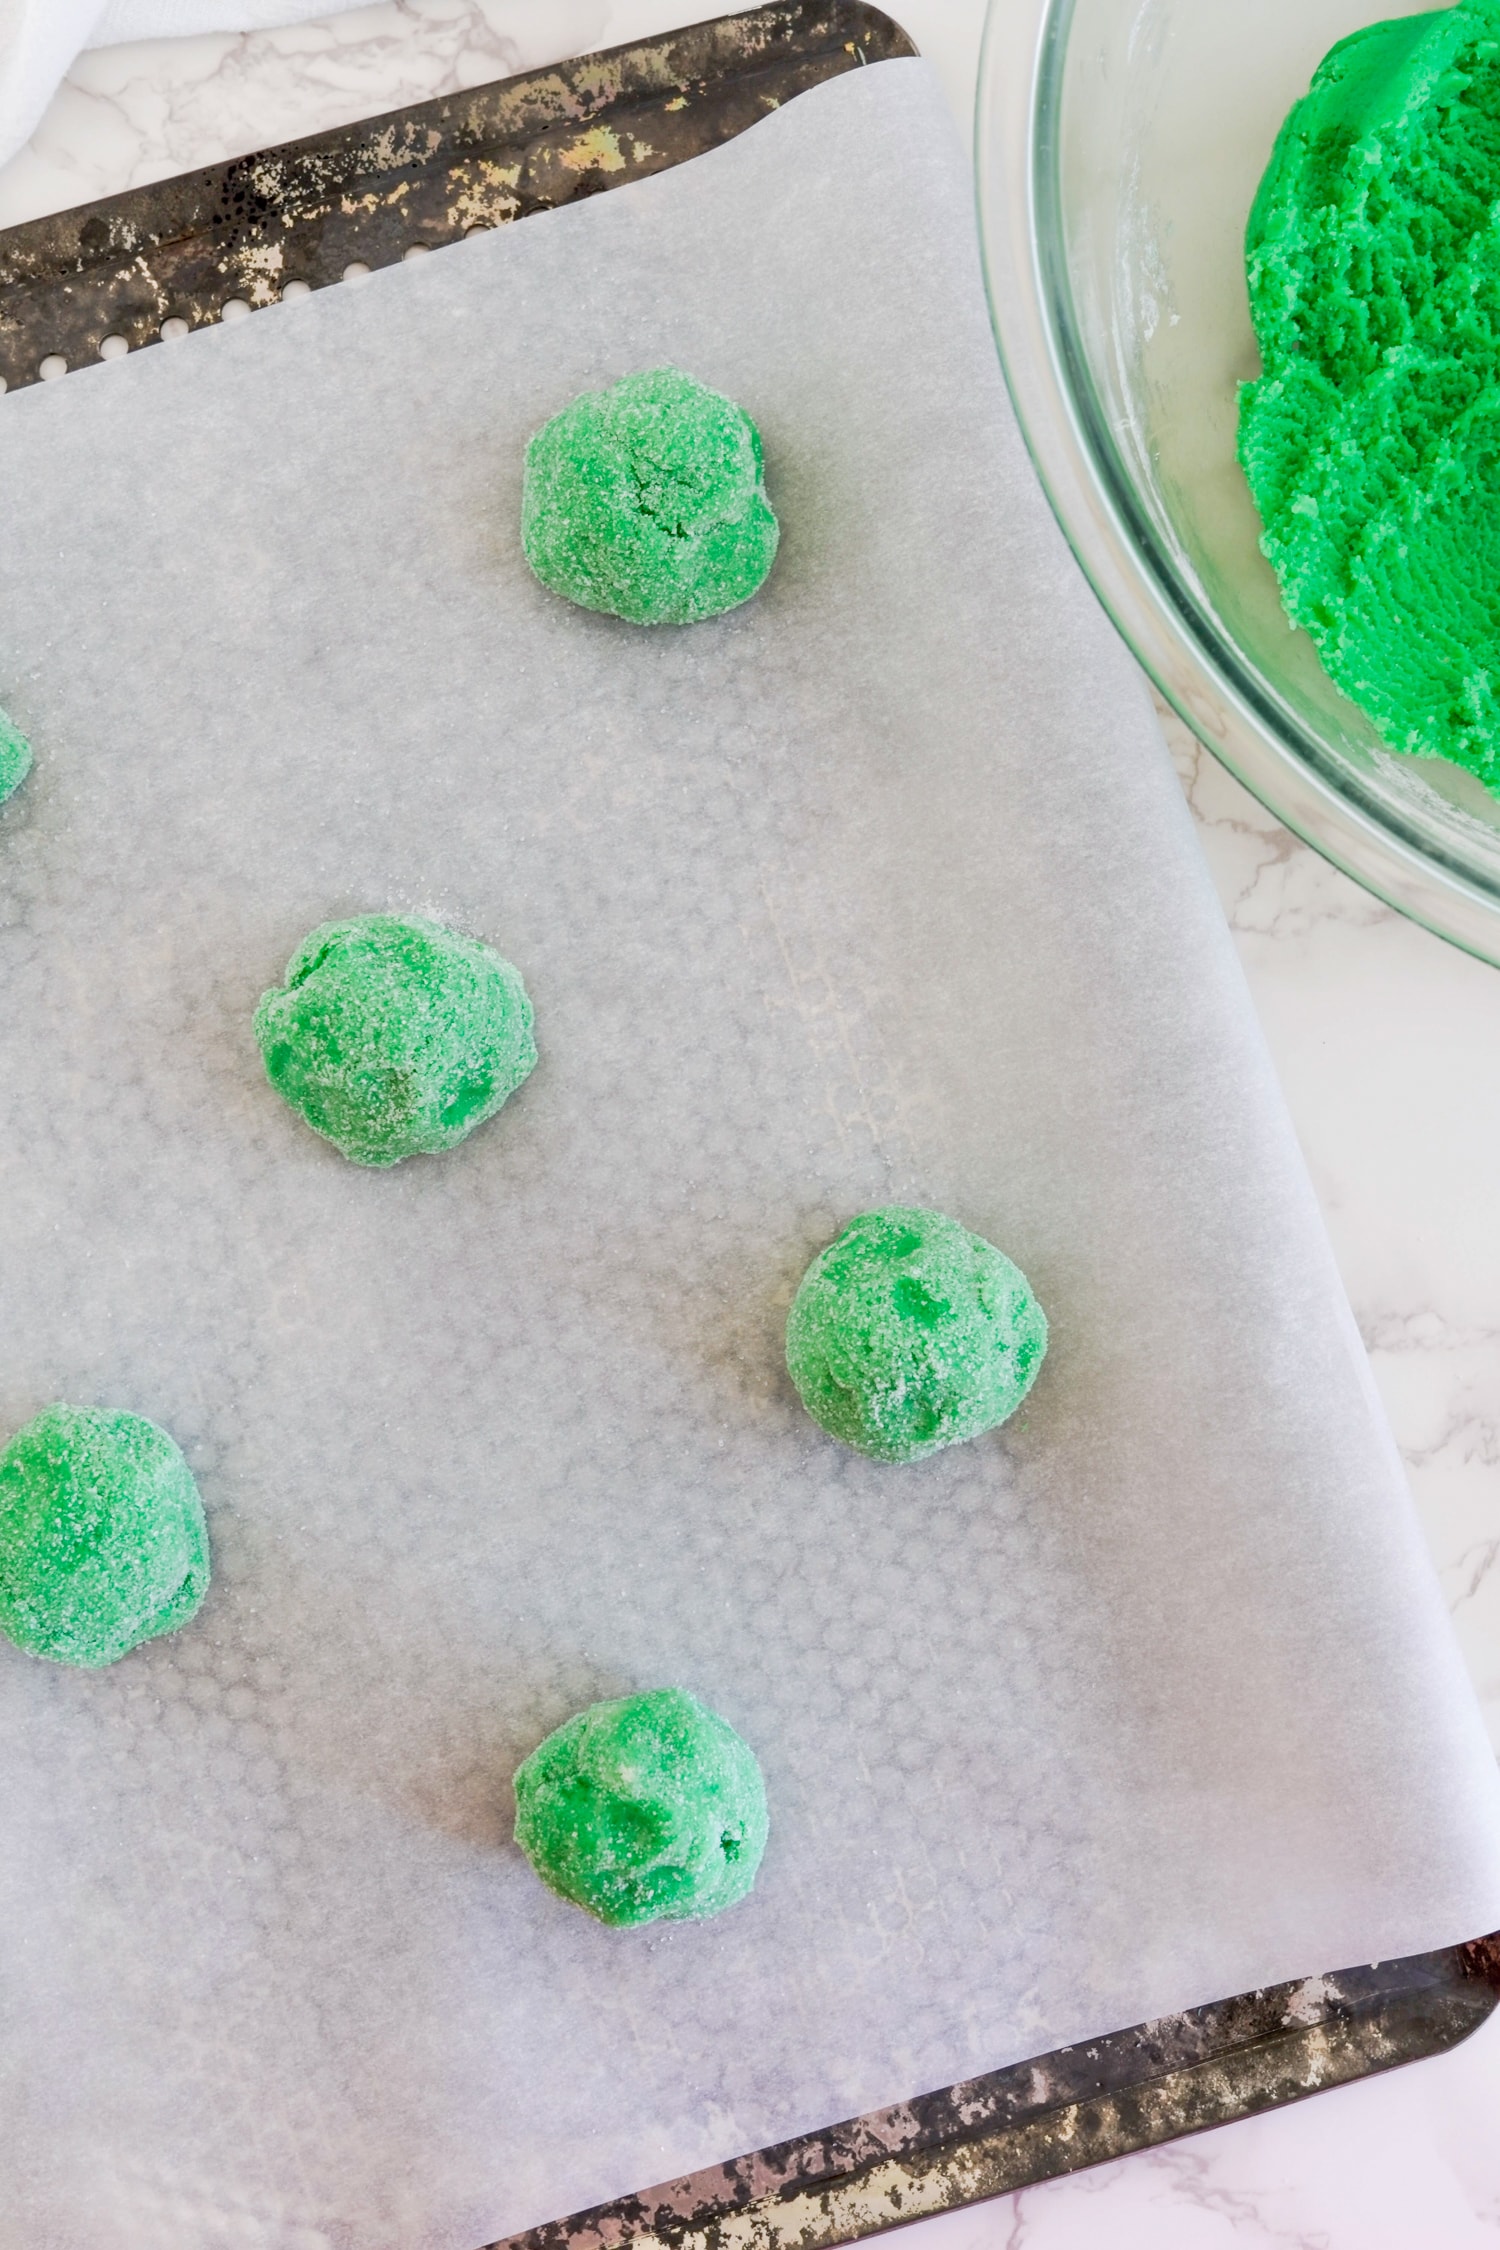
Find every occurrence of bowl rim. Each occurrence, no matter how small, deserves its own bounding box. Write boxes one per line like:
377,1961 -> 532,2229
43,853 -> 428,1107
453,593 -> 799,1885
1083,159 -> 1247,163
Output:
974,0 -> 1500,968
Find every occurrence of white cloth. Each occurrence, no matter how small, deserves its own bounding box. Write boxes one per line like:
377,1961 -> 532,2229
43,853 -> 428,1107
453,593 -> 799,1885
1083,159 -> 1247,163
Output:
0,0 -> 362,166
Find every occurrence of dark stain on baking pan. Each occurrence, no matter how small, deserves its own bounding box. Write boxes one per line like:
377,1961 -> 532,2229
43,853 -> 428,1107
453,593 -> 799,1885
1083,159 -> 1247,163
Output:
0,2 -> 915,392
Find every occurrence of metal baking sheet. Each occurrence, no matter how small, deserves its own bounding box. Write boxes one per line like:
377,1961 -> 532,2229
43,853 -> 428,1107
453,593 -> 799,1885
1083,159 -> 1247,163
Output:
0,33 -> 1498,2250
501,1937 -> 1500,2250
0,0 -> 914,390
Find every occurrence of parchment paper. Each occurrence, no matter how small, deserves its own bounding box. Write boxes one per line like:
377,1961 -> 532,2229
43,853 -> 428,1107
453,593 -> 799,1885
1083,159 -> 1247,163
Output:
0,57 -> 1497,2250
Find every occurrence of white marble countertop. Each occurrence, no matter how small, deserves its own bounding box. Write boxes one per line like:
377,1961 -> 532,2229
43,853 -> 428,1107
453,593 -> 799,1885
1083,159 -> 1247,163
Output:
7,3 -> 1499,2243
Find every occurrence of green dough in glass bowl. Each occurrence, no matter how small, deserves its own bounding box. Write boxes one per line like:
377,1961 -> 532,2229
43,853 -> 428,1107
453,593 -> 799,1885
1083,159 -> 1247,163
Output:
514,1687 -> 769,1927
786,1206 -> 1049,1463
1240,2 -> 1500,787
0,1405 -> 209,1667
254,914 -> 536,1167
522,367 -> 779,625
0,708 -> 32,804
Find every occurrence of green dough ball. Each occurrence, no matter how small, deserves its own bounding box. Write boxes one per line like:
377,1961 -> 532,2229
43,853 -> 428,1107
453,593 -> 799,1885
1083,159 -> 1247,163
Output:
786,1206 -> 1048,1463
0,1405 -> 209,1668
514,1687 -> 769,1927
0,708 -> 32,804
254,913 -> 537,1167
1239,3 -> 1500,786
522,367 -> 779,625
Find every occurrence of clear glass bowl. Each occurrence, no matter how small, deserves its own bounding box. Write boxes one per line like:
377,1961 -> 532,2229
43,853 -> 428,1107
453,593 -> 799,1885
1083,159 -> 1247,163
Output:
976,0 -> 1500,964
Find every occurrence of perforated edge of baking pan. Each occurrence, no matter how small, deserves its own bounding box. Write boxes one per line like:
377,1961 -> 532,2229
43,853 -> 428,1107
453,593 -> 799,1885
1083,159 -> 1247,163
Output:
0,1 -> 913,392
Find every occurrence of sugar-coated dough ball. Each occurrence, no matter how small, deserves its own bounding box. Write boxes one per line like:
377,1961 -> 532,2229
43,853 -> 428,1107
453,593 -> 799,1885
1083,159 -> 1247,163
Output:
0,709 -> 32,805
785,1206 -> 1049,1463
254,914 -> 536,1168
522,367 -> 779,626
0,1405 -> 209,1667
514,1687 -> 769,1927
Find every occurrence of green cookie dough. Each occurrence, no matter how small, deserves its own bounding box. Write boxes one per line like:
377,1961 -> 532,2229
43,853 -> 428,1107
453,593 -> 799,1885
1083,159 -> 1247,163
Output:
514,1687 -> 769,1927
0,1405 -> 209,1668
254,913 -> 536,1167
786,1206 -> 1048,1463
1240,1 -> 1500,787
0,708 -> 31,804
522,367 -> 779,625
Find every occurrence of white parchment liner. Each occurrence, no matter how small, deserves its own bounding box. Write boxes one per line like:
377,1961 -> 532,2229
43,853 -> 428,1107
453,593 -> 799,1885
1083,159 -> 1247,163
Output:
0,59 -> 1496,2250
